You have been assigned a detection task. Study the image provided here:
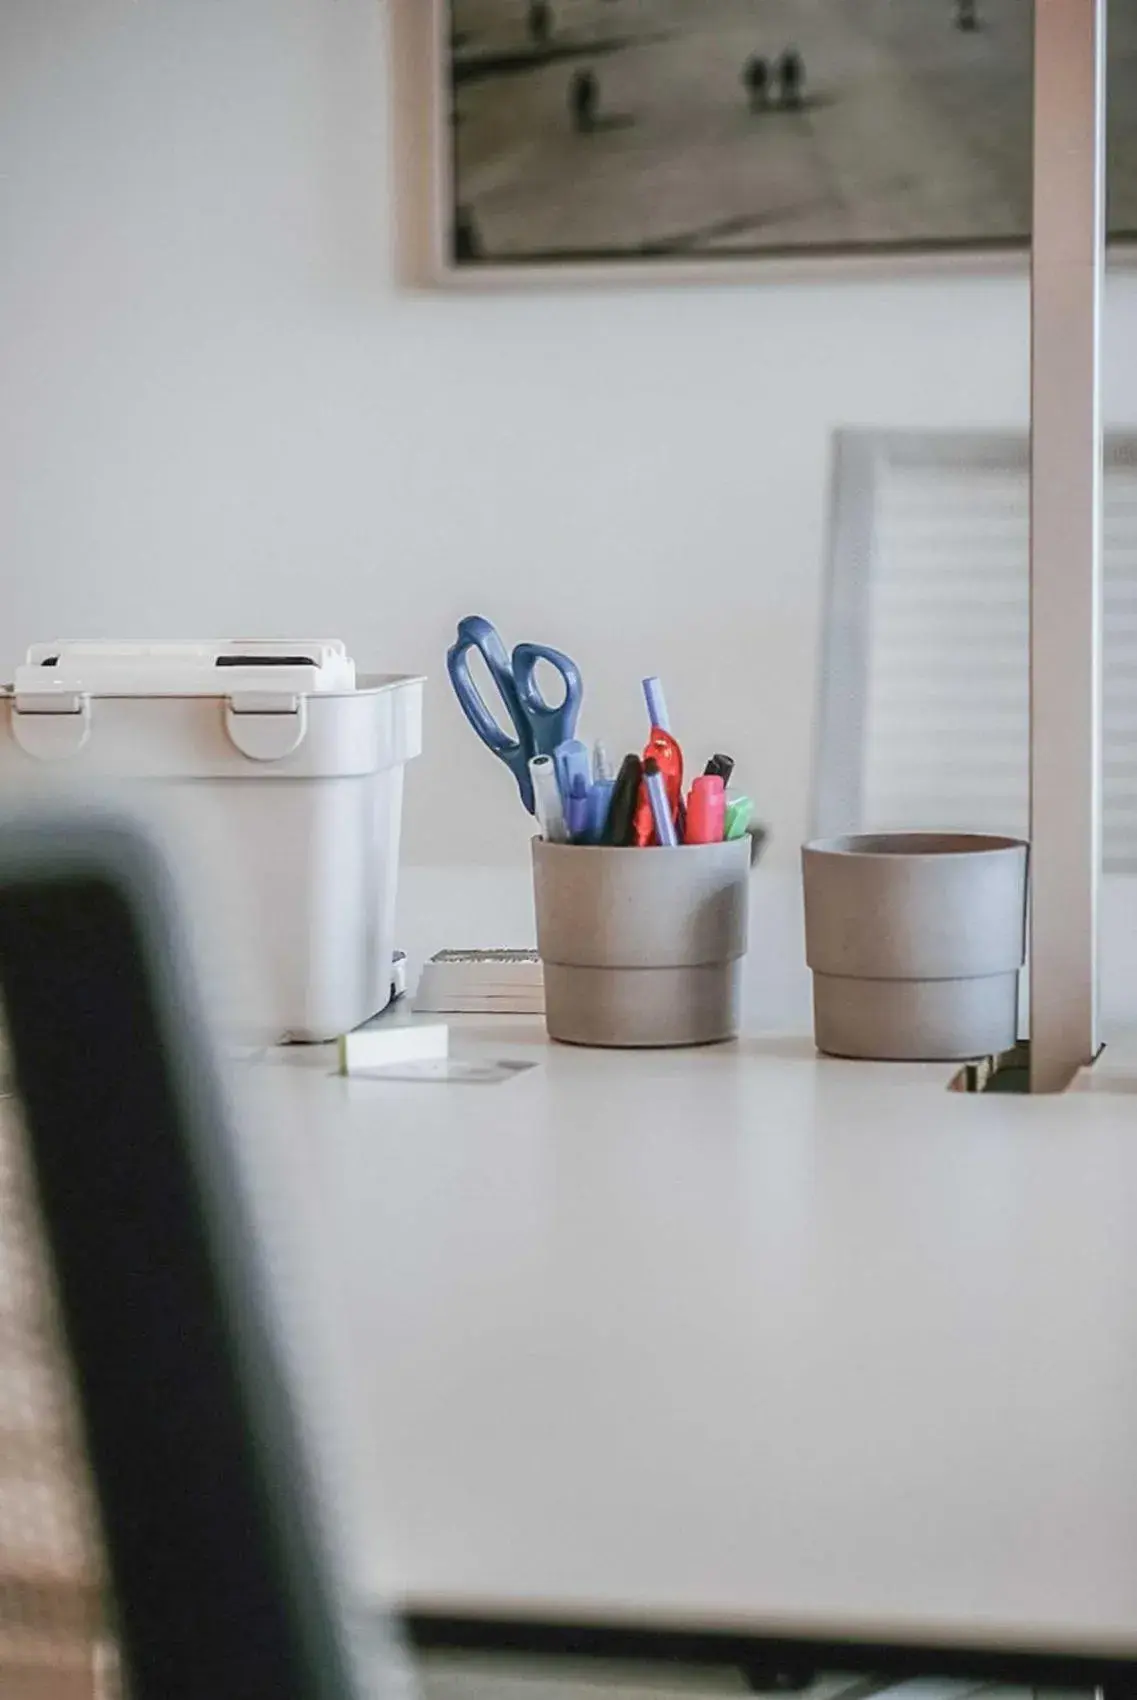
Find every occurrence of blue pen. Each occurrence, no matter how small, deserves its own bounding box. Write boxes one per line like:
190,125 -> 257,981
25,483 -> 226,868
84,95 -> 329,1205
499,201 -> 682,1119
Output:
565,774 -> 591,841
643,757 -> 678,847
642,676 -> 670,733
585,778 -> 614,843
554,738 -> 592,805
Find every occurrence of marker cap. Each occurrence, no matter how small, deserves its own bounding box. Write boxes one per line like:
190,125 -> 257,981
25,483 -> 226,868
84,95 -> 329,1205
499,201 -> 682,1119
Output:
686,775 -> 726,844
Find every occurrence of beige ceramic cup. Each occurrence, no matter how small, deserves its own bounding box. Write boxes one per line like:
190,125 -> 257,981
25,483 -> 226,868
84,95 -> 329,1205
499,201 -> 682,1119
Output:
532,837 -> 751,1047
802,832 -> 1029,1061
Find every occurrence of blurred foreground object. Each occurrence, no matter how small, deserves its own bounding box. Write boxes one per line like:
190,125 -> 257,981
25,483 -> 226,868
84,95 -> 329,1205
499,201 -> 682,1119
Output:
0,807 -> 393,1700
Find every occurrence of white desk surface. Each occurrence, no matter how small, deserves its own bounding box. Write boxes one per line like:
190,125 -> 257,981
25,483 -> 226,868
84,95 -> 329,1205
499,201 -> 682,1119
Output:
237,1022 -> 1137,1666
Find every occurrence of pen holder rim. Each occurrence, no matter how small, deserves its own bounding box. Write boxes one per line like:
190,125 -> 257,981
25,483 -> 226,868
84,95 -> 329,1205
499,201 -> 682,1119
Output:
532,839 -> 753,861
805,831 -> 1026,862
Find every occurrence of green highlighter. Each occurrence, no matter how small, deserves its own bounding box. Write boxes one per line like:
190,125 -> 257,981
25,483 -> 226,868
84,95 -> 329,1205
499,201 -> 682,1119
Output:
724,795 -> 754,841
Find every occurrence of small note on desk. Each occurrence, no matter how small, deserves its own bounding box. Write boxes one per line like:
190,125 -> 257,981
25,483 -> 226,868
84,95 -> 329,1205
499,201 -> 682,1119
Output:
350,1057 -> 537,1086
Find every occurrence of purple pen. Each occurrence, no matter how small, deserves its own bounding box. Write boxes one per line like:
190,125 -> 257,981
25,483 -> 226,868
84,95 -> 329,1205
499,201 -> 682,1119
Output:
642,676 -> 670,733
642,758 -> 678,848
565,774 -> 591,841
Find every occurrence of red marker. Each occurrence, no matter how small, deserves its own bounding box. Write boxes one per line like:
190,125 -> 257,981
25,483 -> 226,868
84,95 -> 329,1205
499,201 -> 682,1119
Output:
684,775 -> 725,844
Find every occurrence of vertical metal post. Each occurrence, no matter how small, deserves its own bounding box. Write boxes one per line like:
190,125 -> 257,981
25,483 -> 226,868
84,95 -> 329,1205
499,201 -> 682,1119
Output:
1030,0 -> 1106,1092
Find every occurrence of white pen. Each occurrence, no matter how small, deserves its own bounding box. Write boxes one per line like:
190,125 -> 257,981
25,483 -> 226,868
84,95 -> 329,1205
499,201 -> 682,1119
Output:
592,739 -> 614,784
530,755 -> 569,843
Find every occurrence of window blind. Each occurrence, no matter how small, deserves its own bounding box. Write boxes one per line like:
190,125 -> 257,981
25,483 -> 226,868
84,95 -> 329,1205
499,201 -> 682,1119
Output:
829,435 -> 1137,871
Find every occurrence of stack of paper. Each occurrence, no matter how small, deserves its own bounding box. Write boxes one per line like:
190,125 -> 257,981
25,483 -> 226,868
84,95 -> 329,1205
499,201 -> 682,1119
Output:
414,949 -> 544,1015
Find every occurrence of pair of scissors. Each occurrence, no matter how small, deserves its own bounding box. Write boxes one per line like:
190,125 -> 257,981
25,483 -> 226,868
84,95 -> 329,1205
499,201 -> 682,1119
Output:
446,615 -> 583,814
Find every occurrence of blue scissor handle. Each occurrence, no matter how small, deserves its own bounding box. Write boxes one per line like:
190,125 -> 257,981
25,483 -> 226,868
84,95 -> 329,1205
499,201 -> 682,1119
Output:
447,616 -> 536,808
512,642 -> 583,756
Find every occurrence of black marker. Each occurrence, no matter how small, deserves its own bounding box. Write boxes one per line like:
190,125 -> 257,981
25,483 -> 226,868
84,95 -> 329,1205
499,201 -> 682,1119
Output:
600,754 -> 643,846
704,753 -> 735,787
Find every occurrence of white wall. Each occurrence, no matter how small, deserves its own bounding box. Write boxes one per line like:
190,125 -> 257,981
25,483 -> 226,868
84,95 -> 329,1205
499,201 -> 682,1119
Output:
2,0 -> 1136,890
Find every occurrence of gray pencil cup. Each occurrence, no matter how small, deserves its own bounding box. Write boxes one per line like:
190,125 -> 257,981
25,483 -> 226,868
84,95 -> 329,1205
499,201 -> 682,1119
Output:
801,833 -> 1029,1061
532,837 -> 751,1047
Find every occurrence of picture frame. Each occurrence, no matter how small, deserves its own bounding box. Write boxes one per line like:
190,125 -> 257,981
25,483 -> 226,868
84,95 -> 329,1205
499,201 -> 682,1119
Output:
426,0 -> 1137,288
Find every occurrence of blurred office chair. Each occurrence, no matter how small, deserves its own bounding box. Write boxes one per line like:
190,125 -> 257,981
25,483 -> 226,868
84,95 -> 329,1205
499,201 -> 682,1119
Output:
0,810 -> 385,1700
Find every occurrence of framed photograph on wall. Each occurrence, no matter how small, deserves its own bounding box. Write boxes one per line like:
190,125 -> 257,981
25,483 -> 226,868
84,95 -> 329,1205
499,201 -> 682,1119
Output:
432,0 -> 1137,282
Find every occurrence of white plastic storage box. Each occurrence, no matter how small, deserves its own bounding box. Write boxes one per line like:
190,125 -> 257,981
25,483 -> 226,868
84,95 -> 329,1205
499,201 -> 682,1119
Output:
0,641 -> 423,1042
